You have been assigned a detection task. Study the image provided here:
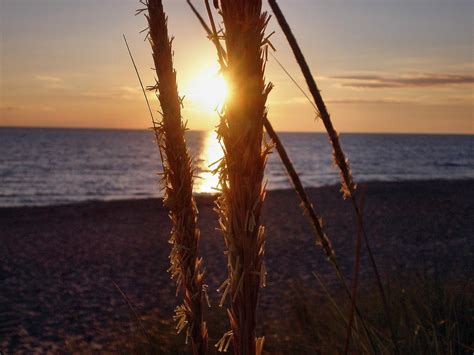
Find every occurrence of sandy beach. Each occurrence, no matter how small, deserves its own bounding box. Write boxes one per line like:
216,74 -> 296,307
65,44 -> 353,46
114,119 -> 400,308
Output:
1,179 -> 473,353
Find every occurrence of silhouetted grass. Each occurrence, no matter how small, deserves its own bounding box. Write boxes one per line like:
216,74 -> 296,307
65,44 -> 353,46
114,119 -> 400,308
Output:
141,0 -> 208,353
268,0 -> 398,351
209,1 -> 272,353
124,2 -> 474,354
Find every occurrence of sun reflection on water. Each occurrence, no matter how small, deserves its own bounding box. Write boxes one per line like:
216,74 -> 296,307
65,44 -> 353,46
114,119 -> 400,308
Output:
194,131 -> 223,194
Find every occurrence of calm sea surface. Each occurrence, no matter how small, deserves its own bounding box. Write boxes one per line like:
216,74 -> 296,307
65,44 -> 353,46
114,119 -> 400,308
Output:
1,127 -> 473,207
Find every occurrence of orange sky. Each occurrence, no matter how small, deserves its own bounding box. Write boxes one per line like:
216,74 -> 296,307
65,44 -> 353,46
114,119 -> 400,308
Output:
1,0 -> 473,134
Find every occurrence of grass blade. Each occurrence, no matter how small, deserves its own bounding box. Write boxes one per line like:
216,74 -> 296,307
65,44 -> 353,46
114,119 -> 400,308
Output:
268,0 -> 399,352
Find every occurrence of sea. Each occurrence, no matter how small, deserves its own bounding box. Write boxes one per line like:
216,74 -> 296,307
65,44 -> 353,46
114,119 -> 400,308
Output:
1,127 -> 473,207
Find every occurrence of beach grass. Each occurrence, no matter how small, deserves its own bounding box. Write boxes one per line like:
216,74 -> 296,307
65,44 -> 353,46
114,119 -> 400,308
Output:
184,3 -> 381,352
143,0 -> 207,353
0,0 -> 472,353
137,1 -> 469,354
204,1 -> 273,353
268,0 -> 399,351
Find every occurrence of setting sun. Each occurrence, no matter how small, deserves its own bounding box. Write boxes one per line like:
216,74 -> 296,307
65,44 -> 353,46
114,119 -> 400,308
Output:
185,65 -> 229,111
1,0 -> 473,353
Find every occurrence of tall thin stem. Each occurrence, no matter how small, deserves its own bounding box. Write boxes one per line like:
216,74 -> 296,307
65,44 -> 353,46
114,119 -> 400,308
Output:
268,1 -> 399,352
211,1 -> 271,353
143,1 -> 207,353
186,2 -> 377,351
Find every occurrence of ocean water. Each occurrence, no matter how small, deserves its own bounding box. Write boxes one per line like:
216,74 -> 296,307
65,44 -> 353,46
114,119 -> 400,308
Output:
0,127 -> 473,207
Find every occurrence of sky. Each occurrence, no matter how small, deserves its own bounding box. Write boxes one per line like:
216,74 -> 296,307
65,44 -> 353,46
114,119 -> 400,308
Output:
0,0 -> 473,134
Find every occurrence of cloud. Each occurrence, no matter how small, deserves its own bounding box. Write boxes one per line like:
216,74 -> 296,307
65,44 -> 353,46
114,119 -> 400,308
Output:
35,75 -> 63,83
0,104 -> 23,111
38,106 -> 55,112
269,96 -> 410,106
118,86 -> 140,94
0,104 -> 54,113
34,74 -> 73,90
269,96 -> 414,107
331,73 -> 474,89
326,98 -> 406,105
78,86 -> 146,101
268,97 -> 309,106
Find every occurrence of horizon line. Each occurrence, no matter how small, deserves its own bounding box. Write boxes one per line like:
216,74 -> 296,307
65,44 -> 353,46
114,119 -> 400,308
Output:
0,124 -> 472,136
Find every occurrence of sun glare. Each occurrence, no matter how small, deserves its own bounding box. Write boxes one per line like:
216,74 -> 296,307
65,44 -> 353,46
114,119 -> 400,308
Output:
186,65 -> 229,111
195,131 -> 223,193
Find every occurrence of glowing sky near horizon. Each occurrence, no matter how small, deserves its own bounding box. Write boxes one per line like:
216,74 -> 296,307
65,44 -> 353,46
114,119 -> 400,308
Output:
0,0 -> 473,133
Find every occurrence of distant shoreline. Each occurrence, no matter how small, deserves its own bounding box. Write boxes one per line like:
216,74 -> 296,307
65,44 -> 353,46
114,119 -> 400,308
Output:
1,178 -> 474,209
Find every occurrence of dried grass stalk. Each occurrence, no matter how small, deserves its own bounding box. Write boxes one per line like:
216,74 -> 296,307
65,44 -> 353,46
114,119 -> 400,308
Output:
143,0 -> 207,353
186,0 -> 336,265
211,1 -> 272,353
185,1 -> 376,350
268,0 -> 398,352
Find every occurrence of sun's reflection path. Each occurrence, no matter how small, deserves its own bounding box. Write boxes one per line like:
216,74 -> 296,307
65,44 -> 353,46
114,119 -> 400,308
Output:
194,131 -> 223,193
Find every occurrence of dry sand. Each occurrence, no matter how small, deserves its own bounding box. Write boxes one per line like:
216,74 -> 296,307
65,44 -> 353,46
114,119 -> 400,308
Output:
1,179 -> 473,352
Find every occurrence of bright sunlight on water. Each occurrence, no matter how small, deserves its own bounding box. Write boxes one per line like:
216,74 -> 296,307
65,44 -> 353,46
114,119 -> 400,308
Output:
184,64 -> 227,193
194,131 -> 223,193
1,127 -> 472,206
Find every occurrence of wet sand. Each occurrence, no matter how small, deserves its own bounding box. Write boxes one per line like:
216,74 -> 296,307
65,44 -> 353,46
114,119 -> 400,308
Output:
1,179 -> 473,352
